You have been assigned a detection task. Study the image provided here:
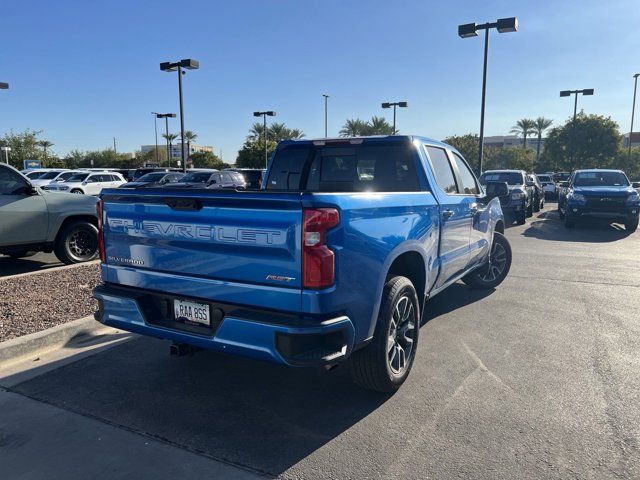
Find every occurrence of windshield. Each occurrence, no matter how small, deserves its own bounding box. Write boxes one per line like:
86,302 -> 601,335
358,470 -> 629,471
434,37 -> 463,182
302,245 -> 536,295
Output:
66,173 -> 89,182
179,172 -> 213,183
39,171 -> 64,180
537,175 -> 552,182
573,171 -> 629,187
137,172 -> 166,182
479,172 -> 524,186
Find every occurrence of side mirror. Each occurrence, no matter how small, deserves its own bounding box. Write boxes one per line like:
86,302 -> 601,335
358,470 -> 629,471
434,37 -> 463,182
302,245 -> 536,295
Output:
485,181 -> 509,199
632,181 -> 640,188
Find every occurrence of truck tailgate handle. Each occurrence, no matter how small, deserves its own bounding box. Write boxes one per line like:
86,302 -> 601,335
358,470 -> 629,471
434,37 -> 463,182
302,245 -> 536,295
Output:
165,198 -> 203,211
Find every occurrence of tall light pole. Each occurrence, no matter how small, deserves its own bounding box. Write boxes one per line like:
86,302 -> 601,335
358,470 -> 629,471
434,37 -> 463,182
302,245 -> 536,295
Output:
381,101 -> 408,134
253,111 -> 276,167
458,17 -> 518,174
160,59 -> 199,172
322,94 -> 329,137
151,112 -> 160,163
560,88 -> 594,163
629,74 -> 639,163
155,113 -> 176,166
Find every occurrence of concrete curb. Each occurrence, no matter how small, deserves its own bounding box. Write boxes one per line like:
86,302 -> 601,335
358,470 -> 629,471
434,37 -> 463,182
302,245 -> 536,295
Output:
0,315 -> 108,367
0,260 -> 100,282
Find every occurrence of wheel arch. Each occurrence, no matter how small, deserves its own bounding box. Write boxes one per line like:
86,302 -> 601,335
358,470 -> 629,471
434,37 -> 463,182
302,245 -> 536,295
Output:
54,215 -> 98,244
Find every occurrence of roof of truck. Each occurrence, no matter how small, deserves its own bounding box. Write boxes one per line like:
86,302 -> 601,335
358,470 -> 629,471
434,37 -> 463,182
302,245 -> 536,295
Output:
280,135 -> 455,150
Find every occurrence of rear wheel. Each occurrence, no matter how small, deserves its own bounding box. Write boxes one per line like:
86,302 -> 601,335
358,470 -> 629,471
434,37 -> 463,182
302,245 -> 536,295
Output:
533,194 -> 541,212
70,189 -> 84,194
625,218 -> 638,233
516,211 -> 526,225
350,276 -> 419,393
558,202 -> 565,219
526,201 -> 533,217
54,221 -> 98,264
462,232 -> 512,289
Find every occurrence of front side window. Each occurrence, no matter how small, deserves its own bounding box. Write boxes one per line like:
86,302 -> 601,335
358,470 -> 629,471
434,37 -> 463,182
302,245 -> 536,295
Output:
425,146 -> 457,194
67,173 -> 89,182
451,153 -> 479,195
0,168 -> 28,195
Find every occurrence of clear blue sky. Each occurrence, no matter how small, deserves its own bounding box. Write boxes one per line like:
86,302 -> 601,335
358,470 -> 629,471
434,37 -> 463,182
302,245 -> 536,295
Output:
1,0 -> 639,162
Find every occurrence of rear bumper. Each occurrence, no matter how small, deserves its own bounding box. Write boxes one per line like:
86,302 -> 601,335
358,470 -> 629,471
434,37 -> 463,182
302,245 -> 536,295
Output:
93,283 -> 355,367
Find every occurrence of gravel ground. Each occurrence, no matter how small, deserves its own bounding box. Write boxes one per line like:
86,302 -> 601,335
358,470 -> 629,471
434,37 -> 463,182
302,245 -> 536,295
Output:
0,264 -> 100,342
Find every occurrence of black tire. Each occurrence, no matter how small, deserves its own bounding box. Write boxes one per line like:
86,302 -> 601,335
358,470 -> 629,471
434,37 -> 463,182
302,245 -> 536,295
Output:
540,198 -> 545,210
462,232 -> 512,289
564,215 -> 575,228
625,219 -> 638,233
349,276 -> 420,393
558,202 -> 565,220
533,194 -> 541,212
54,221 -> 99,264
70,189 -> 84,194
526,201 -> 533,217
516,211 -> 526,225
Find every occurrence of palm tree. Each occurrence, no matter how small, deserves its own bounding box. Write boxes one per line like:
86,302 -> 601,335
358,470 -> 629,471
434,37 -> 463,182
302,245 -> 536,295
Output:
533,117 -> 553,164
181,130 -> 198,157
339,119 -> 369,137
510,118 -> 536,148
367,116 -> 394,135
248,122 -> 266,141
162,133 -> 179,160
38,140 -> 54,160
268,123 -> 305,141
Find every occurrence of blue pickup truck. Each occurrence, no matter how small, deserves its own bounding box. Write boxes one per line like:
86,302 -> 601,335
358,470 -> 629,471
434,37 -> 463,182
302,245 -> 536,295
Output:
558,169 -> 640,231
93,136 -> 511,392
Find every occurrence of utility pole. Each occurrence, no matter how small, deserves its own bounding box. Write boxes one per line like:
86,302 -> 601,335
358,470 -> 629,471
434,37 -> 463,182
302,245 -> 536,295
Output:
113,137 -> 117,154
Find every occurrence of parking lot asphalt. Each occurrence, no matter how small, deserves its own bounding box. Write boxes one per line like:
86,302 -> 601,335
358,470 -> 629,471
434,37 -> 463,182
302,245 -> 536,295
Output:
0,252 -> 62,278
2,203 -> 639,479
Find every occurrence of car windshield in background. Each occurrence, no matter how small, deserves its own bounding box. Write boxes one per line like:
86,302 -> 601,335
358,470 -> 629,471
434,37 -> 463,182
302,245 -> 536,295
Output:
39,171 -> 64,179
137,172 -> 166,182
66,173 -> 89,182
573,171 -> 629,187
537,175 -> 552,182
479,172 -> 524,185
179,172 -> 212,183
25,171 -> 46,179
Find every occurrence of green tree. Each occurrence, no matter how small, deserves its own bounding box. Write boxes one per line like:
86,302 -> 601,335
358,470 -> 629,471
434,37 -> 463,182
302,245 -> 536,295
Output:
484,147 -> 535,171
339,116 -> 394,137
442,134 -> 480,172
268,122 -> 304,141
0,129 -> 42,168
181,130 -> 198,157
510,118 -> 536,148
533,117 -> 553,165
540,113 -> 621,172
236,139 -> 277,168
189,151 -> 227,169
367,116 -> 394,135
38,140 -> 54,162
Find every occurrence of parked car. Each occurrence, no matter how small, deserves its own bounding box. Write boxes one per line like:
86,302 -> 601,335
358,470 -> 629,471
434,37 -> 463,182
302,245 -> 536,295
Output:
557,169 -> 640,231
163,170 -> 246,189
132,167 -> 182,181
23,169 -> 50,180
0,163 -> 99,263
225,168 -> 266,189
527,173 -> 545,212
553,172 -> 571,184
44,171 -> 127,195
94,135 -> 512,393
29,169 -> 72,187
479,169 -> 535,225
536,173 -> 557,199
119,171 -> 184,189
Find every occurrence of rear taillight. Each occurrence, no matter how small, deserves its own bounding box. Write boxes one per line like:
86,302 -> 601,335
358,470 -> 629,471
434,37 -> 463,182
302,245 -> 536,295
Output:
302,208 -> 340,289
96,199 -> 105,262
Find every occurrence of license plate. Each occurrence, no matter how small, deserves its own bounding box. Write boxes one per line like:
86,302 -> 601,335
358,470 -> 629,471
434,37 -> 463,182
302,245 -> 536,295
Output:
173,299 -> 211,327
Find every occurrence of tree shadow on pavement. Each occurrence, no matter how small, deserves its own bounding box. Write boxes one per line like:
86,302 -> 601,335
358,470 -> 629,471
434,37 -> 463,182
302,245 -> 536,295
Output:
521,209 -> 632,243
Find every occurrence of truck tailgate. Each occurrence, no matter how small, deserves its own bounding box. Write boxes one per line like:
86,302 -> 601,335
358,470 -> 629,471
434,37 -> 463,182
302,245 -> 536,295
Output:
101,189 -> 303,289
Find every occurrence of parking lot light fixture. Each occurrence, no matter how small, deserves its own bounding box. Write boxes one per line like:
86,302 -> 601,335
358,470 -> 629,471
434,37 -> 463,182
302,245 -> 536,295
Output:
253,111 -> 276,167
160,59 -> 199,172
322,94 -> 329,138
629,74 -> 640,163
381,101 -> 408,134
458,17 -> 518,174
156,113 -> 176,166
0,82 -> 8,89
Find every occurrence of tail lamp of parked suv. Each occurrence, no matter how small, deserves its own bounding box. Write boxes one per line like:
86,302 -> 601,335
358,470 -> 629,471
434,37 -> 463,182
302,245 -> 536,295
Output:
302,208 -> 340,289
97,199 -> 106,262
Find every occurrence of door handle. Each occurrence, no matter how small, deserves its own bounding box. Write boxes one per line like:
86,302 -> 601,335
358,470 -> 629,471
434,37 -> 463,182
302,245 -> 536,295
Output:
442,209 -> 454,220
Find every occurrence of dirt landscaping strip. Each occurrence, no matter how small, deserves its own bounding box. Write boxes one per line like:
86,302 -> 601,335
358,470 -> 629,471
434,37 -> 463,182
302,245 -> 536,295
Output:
0,263 -> 100,342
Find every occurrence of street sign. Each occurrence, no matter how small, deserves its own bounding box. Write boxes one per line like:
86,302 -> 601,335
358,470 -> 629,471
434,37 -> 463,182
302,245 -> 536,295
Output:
23,159 -> 41,170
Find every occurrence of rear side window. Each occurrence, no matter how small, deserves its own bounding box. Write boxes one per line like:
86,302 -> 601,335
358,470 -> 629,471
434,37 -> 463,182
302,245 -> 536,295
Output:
267,143 -> 419,192
425,146 -> 457,194
451,153 -> 479,195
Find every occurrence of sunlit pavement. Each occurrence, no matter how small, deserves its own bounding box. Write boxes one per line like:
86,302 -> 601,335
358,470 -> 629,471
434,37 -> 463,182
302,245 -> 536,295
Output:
1,203 -> 639,479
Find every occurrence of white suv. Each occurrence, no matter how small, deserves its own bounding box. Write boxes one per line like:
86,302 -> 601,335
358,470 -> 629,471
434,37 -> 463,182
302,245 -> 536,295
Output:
30,169 -> 73,187
44,171 -> 127,195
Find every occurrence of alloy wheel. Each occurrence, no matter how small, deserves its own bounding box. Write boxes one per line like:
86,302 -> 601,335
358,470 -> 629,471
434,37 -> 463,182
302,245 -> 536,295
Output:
387,295 -> 416,376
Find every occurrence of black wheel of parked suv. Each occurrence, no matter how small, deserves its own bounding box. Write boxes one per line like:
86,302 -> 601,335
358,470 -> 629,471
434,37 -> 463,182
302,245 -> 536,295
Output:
625,218 -> 638,233
462,232 -> 512,289
54,220 -> 99,264
350,275 -> 420,393
533,193 -> 541,212
516,210 -> 526,225
526,201 -> 533,217
558,202 -> 565,220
